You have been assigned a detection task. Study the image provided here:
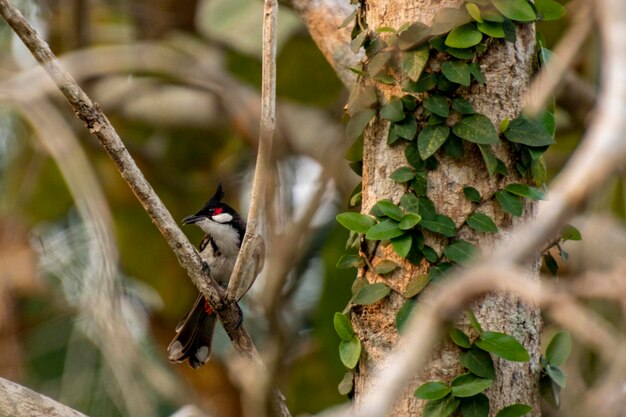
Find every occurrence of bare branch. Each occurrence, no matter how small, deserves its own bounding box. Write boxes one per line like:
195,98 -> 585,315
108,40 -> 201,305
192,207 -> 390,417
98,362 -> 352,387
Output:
0,376 -> 88,417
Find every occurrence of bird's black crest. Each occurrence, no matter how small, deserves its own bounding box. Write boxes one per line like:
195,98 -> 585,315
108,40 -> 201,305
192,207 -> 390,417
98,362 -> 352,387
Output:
207,183 -> 224,204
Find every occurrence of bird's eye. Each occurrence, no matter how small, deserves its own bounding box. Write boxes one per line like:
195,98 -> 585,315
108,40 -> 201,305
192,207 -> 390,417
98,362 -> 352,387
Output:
213,207 -> 224,215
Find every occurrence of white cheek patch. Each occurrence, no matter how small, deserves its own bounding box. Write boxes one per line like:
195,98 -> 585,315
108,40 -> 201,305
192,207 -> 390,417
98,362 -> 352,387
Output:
212,212 -> 233,223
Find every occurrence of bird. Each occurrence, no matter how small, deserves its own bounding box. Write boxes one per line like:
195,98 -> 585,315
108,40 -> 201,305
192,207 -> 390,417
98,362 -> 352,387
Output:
167,184 -> 264,368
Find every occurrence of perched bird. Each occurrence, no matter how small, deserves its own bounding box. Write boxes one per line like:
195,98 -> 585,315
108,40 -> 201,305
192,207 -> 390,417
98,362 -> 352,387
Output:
167,184 -> 263,368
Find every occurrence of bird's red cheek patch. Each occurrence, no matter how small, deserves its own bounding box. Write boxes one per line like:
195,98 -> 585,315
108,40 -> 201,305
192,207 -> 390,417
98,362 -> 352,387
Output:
204,300 -> 214,314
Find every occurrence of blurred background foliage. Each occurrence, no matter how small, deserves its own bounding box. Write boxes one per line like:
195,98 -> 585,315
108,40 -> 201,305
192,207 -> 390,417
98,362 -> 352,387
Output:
0,0 -> 621,417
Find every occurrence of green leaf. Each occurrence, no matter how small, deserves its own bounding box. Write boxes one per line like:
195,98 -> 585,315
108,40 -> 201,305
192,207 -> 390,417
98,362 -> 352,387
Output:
418,126 -> 450,159
460,393 -> 490,417
339,336 -> 361,368
347,83 -> 378,116
400,193 -> 420,214
393,116 -> 418,139
540,374 -> 561,408
504,183 -> 545,200
477,144 -> 497,177
336,212 -> 376,233
366,219 -> 404,240
477,20 -> 505,38
350,30 -> 368,54
452,97 -> 475,114
423,245 -> 439,263
431,7 -> 473,35
428,262 -> 454,282
337,254 -> 364,269
545,364 -> 566,388
461,347 -> 495,379
444,240 -> 477,264
374,259 -> 399,275
415,381 -> 451,400
495,190 -> 523,217
380,97 -> 405,122
421,215 -> 457,238
546,331 -> 571,367
442,61 -> 471,86
353,282 -> 391,305
444,134 -> 464,159
544,253 -> 558,276
337,371 -> 354,395
419,197 -> 437,220
446,47 -> 475,60
390,167 -> 416,183
423,396 -> 460,417
397,21 -> 432,50
535,0 -> 566,21
482,8 -> 505,22
492,0 -> 537,22
333,313 -> 354,341
346,109 -> 376,141
466,2 -> 483,22
467,310 -> 483,334
374,199 -> 405,221
476,331 -> 530,362
463,187 -> 481,203
396,299 -> 416,331
367,50 -> 392,77
449,327 -> 472,348
445,23 -> 483,48
424,95 -> 450,118
504,116 -> 556,146
466,212 -> 498,233
495,404 -> 532,417
453,114 -> 499,144
399,213 -> 422,229
451,373 -> 493,397
391,234 -> 413,258
560,224 -> 582,241
469,62 -> 485,85
402,45 -> 430,82
403,274 -> 430,298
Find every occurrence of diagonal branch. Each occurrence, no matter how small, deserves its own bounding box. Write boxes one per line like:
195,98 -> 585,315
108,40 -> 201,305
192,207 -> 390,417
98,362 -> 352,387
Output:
0,376 -> 88,417
0,1 -> 291,416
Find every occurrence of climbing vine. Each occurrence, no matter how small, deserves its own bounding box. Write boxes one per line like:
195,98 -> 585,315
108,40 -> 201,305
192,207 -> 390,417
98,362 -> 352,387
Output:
333,0 -> 576,415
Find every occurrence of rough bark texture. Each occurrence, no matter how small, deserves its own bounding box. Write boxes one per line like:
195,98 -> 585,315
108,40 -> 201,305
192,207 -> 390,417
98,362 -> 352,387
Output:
353,1 -> 542,416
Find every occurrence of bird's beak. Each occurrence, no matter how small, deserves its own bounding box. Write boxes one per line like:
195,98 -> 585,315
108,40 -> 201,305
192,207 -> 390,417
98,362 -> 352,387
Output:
182,214 -> 203,225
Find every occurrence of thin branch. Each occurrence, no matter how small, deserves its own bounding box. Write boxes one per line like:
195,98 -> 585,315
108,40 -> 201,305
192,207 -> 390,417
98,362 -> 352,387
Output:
226,0 -> 277,302
0,2 -> 291,416
0,376 -> 88,417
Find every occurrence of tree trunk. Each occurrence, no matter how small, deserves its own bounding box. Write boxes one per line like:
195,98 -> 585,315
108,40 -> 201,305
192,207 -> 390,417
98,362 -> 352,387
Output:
353,1 -> 542,416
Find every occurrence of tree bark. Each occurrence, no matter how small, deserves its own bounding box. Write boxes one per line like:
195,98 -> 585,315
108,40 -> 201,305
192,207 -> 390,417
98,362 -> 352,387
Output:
353,1 -> 542,416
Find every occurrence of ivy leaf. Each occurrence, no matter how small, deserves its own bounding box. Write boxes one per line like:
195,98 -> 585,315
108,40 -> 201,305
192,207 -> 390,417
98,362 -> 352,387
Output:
446,47 -> 475,59
399,213 -> 422,230
442,61 -> 471,86
428,262 -> 454,282
400,193 -> 421,214
453,114 -> 499,144
467,310 -> 483,334
452,97 -> 475,114
467,212 -> 498,233
423,245 -> 439,263
466,2 -> 483,22
419,197 -> 437,220
495,190 -> 523,217
393,116 -> 418,139
504,183 -> 545,200
495,404 -> 532,417
492,0 -> 537,22
374,259 -> 400,275
367,50 -> 392,77
339,336 -> 361,368
451,373 -> 493,397
423,396 -> 460,417
469,62 -> 485,85
449,327 -> 472,348
391,234 -> 413,258
402,45 -> 430,81
380,97 -> 405,122
403,274 -> 430,298
463,186 -> 481,203
461,347 -> 496,379
366,219 -> 404,240
504,116 -> 556,146
560,224 -> 582,241
390,167 -> 417,183
543,252 -> 558,276
337,371 -> 354,395
354,282 -> 391,305
476,331 -> 530,362
476,144 -> 497,177
415,381 -> 451,400
460,393 -> 490,417
421,214 -> 457,238
336,254 -> 364,269
545,364 -> 566,388
424,95 -> 450,118
418,125 -> 451,159
346,109 -> 376,141
431,7 -> 472,35
336,212 -> 376,233
347,83 -> 378,116
477,20 -> 505,38
397,22 -> 432,50
445,23 -> 483,48
374,199 -> 405,221
444,240 -> 477,264
333,313 -> 354,341
540,373 -> 561,408
535,0 -> 566,21
546,331 -> 572,367
396,299 -> 416,332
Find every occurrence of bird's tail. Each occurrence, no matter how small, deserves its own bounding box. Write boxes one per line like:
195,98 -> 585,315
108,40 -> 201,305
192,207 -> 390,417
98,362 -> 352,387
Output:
167,294 -> 216,368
